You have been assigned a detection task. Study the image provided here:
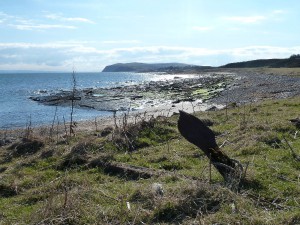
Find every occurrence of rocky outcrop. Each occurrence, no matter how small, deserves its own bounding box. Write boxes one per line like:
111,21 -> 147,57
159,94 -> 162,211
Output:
29,74 -> 232,112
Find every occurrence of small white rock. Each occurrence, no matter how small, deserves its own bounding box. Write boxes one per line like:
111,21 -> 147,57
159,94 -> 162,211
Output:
126,201 -> 131,211
152,183 -> 164,196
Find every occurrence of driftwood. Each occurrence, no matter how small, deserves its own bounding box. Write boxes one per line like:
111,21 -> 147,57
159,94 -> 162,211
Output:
178,111 -> 243,184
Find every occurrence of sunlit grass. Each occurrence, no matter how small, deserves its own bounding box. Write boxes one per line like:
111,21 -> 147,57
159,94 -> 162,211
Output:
0,96 -> 300,224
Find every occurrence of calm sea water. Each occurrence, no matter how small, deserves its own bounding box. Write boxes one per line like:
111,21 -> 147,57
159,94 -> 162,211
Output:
0,72 -> 180,129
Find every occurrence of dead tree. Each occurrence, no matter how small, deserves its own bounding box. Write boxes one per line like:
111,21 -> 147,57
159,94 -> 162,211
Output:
178,111 -> 243,185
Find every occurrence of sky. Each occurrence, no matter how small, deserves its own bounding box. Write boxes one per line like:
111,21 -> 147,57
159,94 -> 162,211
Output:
0,0 -> 300,72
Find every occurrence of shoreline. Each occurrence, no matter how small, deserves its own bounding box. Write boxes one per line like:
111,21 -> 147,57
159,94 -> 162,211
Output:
75,99 -> 225,133
29,72 -> 233,112
0,96 -> 225,142
2,68 -> 300,139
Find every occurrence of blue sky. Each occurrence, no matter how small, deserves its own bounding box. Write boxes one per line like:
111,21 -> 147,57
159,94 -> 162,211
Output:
0,0 -> 299,71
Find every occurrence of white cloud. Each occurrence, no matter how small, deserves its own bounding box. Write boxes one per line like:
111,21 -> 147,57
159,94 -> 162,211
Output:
192,26 -> 213,32
1,12 -> 86,31
102,40 -> 141,44
223,10 -> 286,25
224,15 -> 266,24
229,46 -> 300,58
9,23 -> 77,30
0,63 -> 67,71
0,11 -> 17,23
0,42 -> 299,71
45,13 -> 95,24
272,10 -> 285,15
0,11 -> 11,19
103,15 -> 145,20
65,17 -> 95,23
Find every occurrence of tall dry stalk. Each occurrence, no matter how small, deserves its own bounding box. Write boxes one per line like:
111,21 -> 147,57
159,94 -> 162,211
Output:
70,71 -> 77,136
25,115 -> 33,139
50,106 -> 58,140
94,117 -> 98,132
225,90 -> 229,121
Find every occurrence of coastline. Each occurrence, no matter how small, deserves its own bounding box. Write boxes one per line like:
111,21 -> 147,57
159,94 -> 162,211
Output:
1,68 -> 300,224
2,68 -> 300,139
0,91 -> 225,141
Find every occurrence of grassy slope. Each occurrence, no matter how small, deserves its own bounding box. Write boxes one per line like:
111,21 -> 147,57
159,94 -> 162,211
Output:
221,57 -> 300,68
1,97 -> 300,224
225,67 -> 300,77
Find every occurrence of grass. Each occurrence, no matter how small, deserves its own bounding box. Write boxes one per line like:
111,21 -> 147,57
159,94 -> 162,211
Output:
1,96 -> 300,224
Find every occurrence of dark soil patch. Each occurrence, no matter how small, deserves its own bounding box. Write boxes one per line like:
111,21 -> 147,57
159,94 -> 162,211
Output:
152,184 -> 227,223
40,149 -> 54,158
0,183 -> 18,197
89,160 -> 155,180
100,126 -> 113,137
58,141 -> 102,170
0,167 -> 7,173
8,138 -> 44,157
58,154 -> 88,170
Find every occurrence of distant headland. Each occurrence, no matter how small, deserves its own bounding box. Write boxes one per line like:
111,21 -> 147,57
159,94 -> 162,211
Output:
102,55 -> 300,73
102,62 -> 211,73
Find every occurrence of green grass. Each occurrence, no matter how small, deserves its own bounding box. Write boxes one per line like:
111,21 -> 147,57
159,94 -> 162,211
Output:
1,96 -> 300,224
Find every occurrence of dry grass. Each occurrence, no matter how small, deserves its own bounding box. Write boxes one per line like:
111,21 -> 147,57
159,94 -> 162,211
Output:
226,67 -> 300,77
1,96 -> 300,224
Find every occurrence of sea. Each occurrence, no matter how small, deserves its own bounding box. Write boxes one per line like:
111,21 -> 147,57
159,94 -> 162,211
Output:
0,72 -> 186,129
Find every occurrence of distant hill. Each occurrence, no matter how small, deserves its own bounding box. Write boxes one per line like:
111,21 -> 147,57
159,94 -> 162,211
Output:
221,55 -> 300,68
102,55 -> 300,73
102,62 -> 211,72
